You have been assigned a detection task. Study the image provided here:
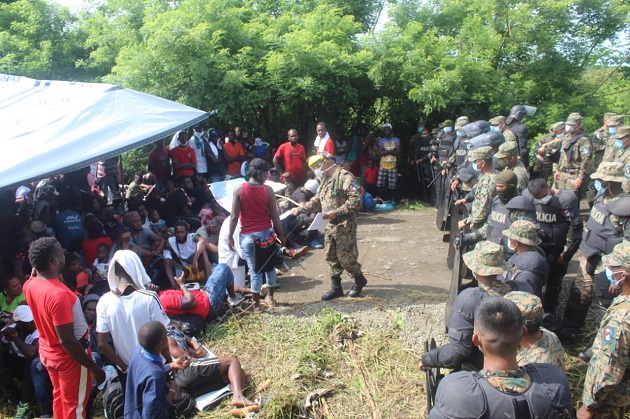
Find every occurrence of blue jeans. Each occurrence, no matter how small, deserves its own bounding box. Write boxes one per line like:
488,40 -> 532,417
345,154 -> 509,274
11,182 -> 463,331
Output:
240,228 -> 277,294
31,356 -> 53,416
203,263 -> 234,319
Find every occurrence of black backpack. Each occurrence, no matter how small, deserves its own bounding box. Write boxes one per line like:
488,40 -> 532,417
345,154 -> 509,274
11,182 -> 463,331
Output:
103,376 -> 124,419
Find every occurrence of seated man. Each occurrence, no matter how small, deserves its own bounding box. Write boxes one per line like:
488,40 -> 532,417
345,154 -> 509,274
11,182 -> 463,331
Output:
166,324 -> 259,417
195,216 -> 225,265
429,297 -> 573,418
164,220 -> 211,288
420,241 -> 531,370
505,291 -> 565,369
124,321 -> 188,419
158,263 -> 244,322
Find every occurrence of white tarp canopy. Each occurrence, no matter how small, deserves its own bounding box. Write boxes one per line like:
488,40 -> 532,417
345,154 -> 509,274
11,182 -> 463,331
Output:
0,74 -> 208,190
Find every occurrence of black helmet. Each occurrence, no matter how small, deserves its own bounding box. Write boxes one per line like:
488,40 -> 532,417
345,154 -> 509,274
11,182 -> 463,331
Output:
469,131 -> 505,149
506,105 -> 537,124
472,120 -> 491,134
207,128 -> 221,138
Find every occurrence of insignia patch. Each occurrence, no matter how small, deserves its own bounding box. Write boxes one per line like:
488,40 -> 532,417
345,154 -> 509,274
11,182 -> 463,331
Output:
562,210 -> 573,220
580,146 -> 590,157
625,165 -> 630,179
348,183 -> 359,192
603,327 -> 616,343
479,194 -> 486,203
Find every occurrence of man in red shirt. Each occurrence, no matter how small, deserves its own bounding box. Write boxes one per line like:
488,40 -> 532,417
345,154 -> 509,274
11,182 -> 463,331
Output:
170,131 -> 197,180
147,139 -> 171,191
273,128 -> 307,196
223,131 -> 247,179
24,238 -> 105,419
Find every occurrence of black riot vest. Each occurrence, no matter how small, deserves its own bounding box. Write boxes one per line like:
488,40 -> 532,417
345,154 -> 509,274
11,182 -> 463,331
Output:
525,192 -> 569,258
581,193 -> 624,259
486,196 -> 513,257
438,134 -> 456,163
453,137 -> 470,167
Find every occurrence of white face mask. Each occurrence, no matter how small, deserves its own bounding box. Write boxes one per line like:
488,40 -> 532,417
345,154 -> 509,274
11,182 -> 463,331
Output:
565,124 -> 575,133
508,240 -> 518,252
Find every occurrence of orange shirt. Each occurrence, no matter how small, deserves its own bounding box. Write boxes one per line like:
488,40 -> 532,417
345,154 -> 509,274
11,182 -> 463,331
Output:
224,141 -> 246,175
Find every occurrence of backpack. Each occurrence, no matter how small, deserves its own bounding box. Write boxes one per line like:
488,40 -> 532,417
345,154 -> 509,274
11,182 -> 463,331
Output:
103,376 -> 124,419
168,390 -> 196,418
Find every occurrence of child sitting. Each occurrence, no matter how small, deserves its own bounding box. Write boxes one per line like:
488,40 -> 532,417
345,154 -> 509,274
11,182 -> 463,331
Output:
63,252 -> 91,296
148,208 -> 168,238
92,243 -> 110,282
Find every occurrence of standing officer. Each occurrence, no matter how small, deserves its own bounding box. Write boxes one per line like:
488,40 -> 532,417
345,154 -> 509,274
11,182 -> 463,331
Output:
506,105 -> 537,163
489,115 -> 517,143
579,242 -> 630,419
292,152 -> 367,300
534,122 -> 564,181
494,141 -> 529,192
603,125 -> 630,194
458,146 -> 498,233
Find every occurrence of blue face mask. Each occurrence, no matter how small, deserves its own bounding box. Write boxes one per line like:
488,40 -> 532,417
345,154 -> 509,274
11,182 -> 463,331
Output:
608,127 -> 618,135
556,133 -> 565,139
616,139 -> 625,149
490,126 -> 500,132
443,127 -> 452,133
472,162 -> 480,172
606,267 -> 621,286
456,131 -> 464,138
594,180 -> 605,193
418,126 -> 424,133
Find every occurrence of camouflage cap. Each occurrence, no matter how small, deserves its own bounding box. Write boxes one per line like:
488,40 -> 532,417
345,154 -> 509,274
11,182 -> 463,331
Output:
455,116 -> 469,129
468,145 -> 494,162
489,116 -> 506,125
442,119 -> 454,127
549,122 -> 564,131
431,128 -> 440,135
590,161 -> 626,183
565,113 -> 583,125
494,141 -> 518,158
611,125 -> 630,140
505,291 -> 543,326
462,241 -> 509,276
604,112 -> 617,120
502,220 -> 542,246
602,242 -> 630,269
608,114 -> 625,127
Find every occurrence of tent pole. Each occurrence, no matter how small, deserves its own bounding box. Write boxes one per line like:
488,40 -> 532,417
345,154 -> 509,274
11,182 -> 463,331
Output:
119,154 -> 126,214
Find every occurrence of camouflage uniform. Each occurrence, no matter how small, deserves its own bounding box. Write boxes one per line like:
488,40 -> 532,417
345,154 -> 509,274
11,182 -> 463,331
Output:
505,291 -> 566,369
603,125 -> 630,194
479,368 -> 530,392
464,147 -> 498,232
581,242 -> 630,418
300,164 -> 365,292
534,122 -> 564,181
545,114 -> 592,200
495,141 -> 529,192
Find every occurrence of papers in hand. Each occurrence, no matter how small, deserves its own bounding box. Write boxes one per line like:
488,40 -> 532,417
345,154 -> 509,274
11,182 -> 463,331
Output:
308,212 -> 329,231
195,383 -> 233,411
279,210 -> 293,220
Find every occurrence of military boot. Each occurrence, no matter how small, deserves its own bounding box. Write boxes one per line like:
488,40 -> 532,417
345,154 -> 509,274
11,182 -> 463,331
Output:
348,274 -> 368,298
321,276 -> 344,301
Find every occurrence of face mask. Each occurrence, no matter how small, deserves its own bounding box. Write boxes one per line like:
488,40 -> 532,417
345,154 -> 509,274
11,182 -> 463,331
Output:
497,185 -> 517,204
606,267 -> 622,286
556,133 -> 565,139
608,127 -> 618,135
313,167 -> 324,180
472,162 -> 480,172
497,157 -> 509,168
418,126 -> 424,133
565,125 -> 575,133
456,131 -> 464,138
534,194 -> 552,205
194,130 -> 204,137
594,180 -> 605,194
443,127 -> 452,133
508,240 -> 518,252
616,139 -> 625,149
490,126 -> 500,132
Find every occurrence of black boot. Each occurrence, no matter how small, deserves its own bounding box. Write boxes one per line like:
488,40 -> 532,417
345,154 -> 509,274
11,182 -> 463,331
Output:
349,274 -> 368,298
321,276 -> 344,301
578,347 -> 593,362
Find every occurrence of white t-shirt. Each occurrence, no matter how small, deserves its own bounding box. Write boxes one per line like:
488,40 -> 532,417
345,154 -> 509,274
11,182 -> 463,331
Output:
96,290 -> 170,365
164,234 -> 197,264
189,134 -> 208,174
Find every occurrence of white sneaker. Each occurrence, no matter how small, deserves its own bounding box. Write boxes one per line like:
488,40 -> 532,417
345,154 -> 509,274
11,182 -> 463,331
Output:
228,293 -> 245,306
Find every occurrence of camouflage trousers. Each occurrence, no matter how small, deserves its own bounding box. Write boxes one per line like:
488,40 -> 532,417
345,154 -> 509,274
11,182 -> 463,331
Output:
575,254 -> 599,305
555,171 -> 584,202
324,220 -> 362,279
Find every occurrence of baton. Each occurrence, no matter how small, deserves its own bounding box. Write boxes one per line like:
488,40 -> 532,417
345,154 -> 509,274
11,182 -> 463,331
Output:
426,171 -> 442,189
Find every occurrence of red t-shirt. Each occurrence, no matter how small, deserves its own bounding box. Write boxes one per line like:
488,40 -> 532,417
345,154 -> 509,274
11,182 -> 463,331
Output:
224,141 -> 246,175
148,147 -> 171,181
239,183 -> 272,234
23,277 -> 88,363
364,166 -> 378,185
274,142 -> 306,180
158,290 -> 210,319
170,146 -> 197,179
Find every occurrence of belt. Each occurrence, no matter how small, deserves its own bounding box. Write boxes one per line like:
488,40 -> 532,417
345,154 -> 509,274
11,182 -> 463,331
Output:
561,168 -> 580,174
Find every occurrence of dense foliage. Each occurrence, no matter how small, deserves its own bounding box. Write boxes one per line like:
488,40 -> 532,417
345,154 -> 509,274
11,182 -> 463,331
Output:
1,0 -> 628,141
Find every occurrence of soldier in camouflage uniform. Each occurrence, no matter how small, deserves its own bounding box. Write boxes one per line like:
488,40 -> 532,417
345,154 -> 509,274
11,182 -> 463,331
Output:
603,125 -> 630,194
429,297 -> 573,418
579,242 -> 630,419
458,146 -> 498,232
543,113 -> 592,201
294,152 -> 367,300
494,141 -> 529,192
489,115 -> 517,143
505,291 -> 565,369
561,162 -> 630,341
588,114 -> 624,206
534,121 -> 564,182
455,115 -> 469,130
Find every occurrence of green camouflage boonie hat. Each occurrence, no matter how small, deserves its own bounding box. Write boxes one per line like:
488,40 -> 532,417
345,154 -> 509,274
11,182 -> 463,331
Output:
566,113 -> 583,125
603,242 -> 630,268
549,122 -> 564,131
502,220 -> 542,246
489,116 -> 506,125
494,141 -> 518,158
590,161 -> 626,183
505,291 -> 543,326
462,241 -> 509,276
612,126 -> 630,140
442,119 -> 454,127
469,146 -> 494,162
608,115 -> 625,127
604,112 -> 617,120
455,116 -> 469,129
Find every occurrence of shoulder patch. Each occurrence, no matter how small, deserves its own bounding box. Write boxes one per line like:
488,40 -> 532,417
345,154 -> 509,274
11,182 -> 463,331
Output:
348,183 -> 359,192
603,326 -> 616,343
580,146 -> 590,157
625,165 -> 630,179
